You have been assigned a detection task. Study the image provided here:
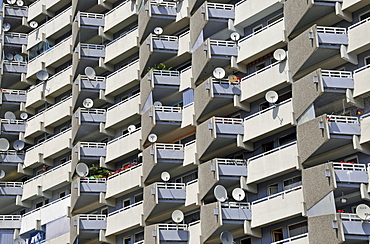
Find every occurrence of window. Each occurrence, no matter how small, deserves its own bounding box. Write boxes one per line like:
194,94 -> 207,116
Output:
184,211 -> 200,224
123,237 -> 131,244
121,94 -> 128,102
123,198 -> 130,207
134,193 -> 143,203
59,126 -> 67,133
278,133 -> 296,146
255,61 -> 266,71
272,228 -> 284,242
101,207 -> 108,215
59,191 -> 66,198
260,101 -> 270,111
253,24 -> 263,33
175,172 -> 198,184
131,89 -> 140,96
359,11 -> 370,21
101,138 -> 109,143
134,232 -> 144,242
262,141 -> 274,152
267,13 -> 284,25
364,56 -> 370,66
60,157 -> 67,164
20,209 -> 26,215
288,221 -> 308,237
35,201 -> 43,208
241,238 -> 252,244
283,176 -> 302,190
267,183 -> 278,196
44,199 -> 49,205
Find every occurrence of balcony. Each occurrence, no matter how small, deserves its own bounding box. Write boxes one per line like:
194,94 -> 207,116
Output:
1,89 -> 27,103
0,119 -> 26,133
183,140 -> 198,166
106,201 -> 144,236
104,0 -> 137,33
105,93 -> 141,129
353,65 -> 370,99
106,163 -> 143,198
360,114 -> 370,145
348,17 -> 370,54
144,182 -> 186,221
288,26 -> 348,78
333,162 -> 368,184
0,182 -> 23,196
78,12 -> 104,27
251,186 -> 304,227
105,60 -> 140,97
192,39 -> 238,82
20,195 -> 71,235
2,61 -> 27,74
240,60 -> 289,103
0,215 -> 21,229
293,69 -> 354,119
73,214 -> 106,243
23,128 -> 72,169
0,150 -> 25,164
198,158 -> 247,199
4,32 -> 28,45
237,18 -> 286,65
78,43 -> 105,58
201,201 -> 251,242
71,178 -> 106,214
145,224 -> 188,243
297,114 -> 361,165
106,129 -> 142,164
72,108 -> 106,142
139,34 -> 179,76
22,161 -> 72,201
142,143 -> 184,182
27,0 -> 64,21
247,141 -> 299,185
243,99 -> 294,142
72,75 -> 106,110
194,78 -> 242,122
340,213 -> 370,240
105,27 -> 139,65
4,5 -> 28,17
197,117 -> 250,161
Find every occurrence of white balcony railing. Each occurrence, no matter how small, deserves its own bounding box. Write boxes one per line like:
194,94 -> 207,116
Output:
0,150 -> 24,156
156,143 -> 183,150
3,61 -> 28,66
184,139 -> 196,147
221,202 -> 250,209
0,215 -> 21,221
158,223 -> 188,230
207,2 -> 234,10
239,18 -> 284,43
1,89 -> 27,95
24,161 -> 71,184
80,108 -> 106,115
217,158 -> 247,166
327,115 -> 359,123
81,43 -> 105,50
80,12 -> 104,19
5,32 -> 28,38
317,26 -> 347,35
155,106 -> 181,113
1,119 -> 25,125
0,182 -> 23,187
252,185 -> 302,205
214,117 -> 243,125
79,214 -> 106,221
333,162 -> 366,171
157,182 -> 186,189
210,40 -> 236,47
152,70 -> 179,76
341,213 -> 370,222
108,200 -> 143,216
80,142 -> 106,148
271,233 -> 308,244
80,178 -> 106,183
321,70 -> 352,78
247,141 -> 297,163
244,98 -> 292,121
152,35 -> 178,42
150,0 -> 176,7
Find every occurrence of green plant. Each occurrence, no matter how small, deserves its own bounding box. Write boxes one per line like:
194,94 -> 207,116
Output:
147,63 -> 172,72
88,164 -> 111,178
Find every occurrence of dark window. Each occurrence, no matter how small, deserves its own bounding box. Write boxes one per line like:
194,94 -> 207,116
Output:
279,133 -> 296,146
283,176 -> 302,190
134,194 -> 143,203
101,208 -> 108,215
241,238 -> 252,244
59,192 -> 66,198
123,199 -> 130,207
36,202 -> 43,208
365,56 -> 370,66
262,141 -> 274,152
272,228 -> 284,242
360,11 -> 370,21
20,209 -> 26,215
268,183 -> 278,196
135,232 -> 144,242
289,222 -> 308,237
255,62 -> 266,71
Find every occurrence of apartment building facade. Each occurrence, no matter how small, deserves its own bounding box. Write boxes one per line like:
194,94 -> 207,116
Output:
0,0 -> 370,243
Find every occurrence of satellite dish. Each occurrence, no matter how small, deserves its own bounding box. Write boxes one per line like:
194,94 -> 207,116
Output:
228,75 -> 238,83
0,138 -> 10,151
76,163 -> 89,177
16,0 -> 24,6
7,0 -> 16,4
148,133 -> 158,143
14,238 -> 26,244
232,188 -> 245,201
4,111 -> 16,120
230,32 -> 240,41
356,204 -> 370,220
214,185 -> 227,202
29,21 -> 38,29
36,70 -> 49,81
273,49 -> 287,61
220,231 -> 234,244
84,66 -> 96,79
154,27 -> 163,35
213,67 -> 226,79
161,171 -> 170,182
13,140 -> 25,151
20,112 -> 28,120
6,53 -> 14,61
172,210 -> 184,223
153,101 -> 162,107
14,54 -> 24,62
128,125 -> 136,133
83,98 -> 94,108
265,90 -> 279,104
0,170 -> 6,179
2,23 -> 11,32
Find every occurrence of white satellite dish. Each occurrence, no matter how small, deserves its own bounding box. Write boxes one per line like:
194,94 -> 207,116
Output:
0,170 -> 6,179
154,27 -> 163,35
14,54 -> 24,62
29,21 -> 38,29
14,238 -> 26,244
16,0 -> 24,6
230,32 -> 240,41
220,231 -> 234,244
265,90 -> 279,104
13,140 -> 25,151
2,23 -> 11,32
6,53 -> 14,61
128,125 -> 136,133
36,70 -> 49,81
153,101 -> 162,107
213,67 -> 226,79
7,0 -> 16,4
161,171 -> 170,182
0,138 -> 10,151
76,163 -> 89,177
20,112 -> 28,120
273,49 -> 287,61
214,185 -> 227,202
172,210 -> 184,223
83,98 -> 94,108
4,111 -> 16,120
85,66 -> 96,79
232,188 -> 245,201
356,204 -> 370,220
148,133 -> 158,143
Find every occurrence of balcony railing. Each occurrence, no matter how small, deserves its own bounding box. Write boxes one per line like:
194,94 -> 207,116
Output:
80,142 -> 106,148
0,150 -> 24,156
341,213 -> 370,222
210,40 -> 236,47
0,215 -> 21,221
106,26 -> 138,46
212,78 -> 240,84
108,200 -> 143,216
2,89 -> 27,95
157,182 -> 186,189
349,16 -> 370,30
79,214 -> 106,220
80,12 -> 104,19
214,117 -> 243,124
80,108 -> 106,115
184,140 -> 196,147
158,224 -> 188,230
4,32 -> 28,39
23,194 -> 70,217
333,162 -> 366,171
221,202 -> 250,209
244,98 -> 292,121
247,141 -> 297,163
81,43 -> 105,50
327,115 -> 359,123
153,70 -> 179,76
207,2 -> 234,10
108,127 -> 141,145
156,143 -> 183,150
107,162 -> 142,180
80,75 -> 106,83
3,61 -> 28,67
1,119 -> 25,125
317,26 -> 347,35
239,18 -> 284,43
152,35 -> 179,42
242,61 -> 281,81
29,7 -> 72,35
354,64 -> 370,74
24,161 -> 71,184
217,158 -> 246,166
150,0 -> 176,7
252,185 -> 302,205
321,70 -> 352,78
155,106 -> 181,113
80,178 -> 106,183
107,93 -> 140,111
0,182 -> 23,187
186,179 -> 198,186
271,233 -> 308,244
27,96 -> 72,122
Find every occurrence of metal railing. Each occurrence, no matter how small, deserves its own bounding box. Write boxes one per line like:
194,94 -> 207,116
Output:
317,26 -> 347,35
252,185 -> 302,205
1,89 -> 27,95
23,194 -> 71,217
106,0 -> 131,15
0,182 -> 23,187
80,108 -> 106,115
107,127 -> 141,145
217,158 -> 247,166
341,213 -> 369,221
80,142 -> 106,148
247,141 -> 297,163
5,32 -> 28,38
156,143 -> 183,150
107,163 -> 142,180
153,70 -> 179,76
214,117 -> 243,125
186,179 -> 198,186
108,93 -> 140,111
80,74 -> 106,83
271,233 -> 308,244
207,2 -> 234,10
150,0 -> 177,7
321,70 -> 352,78
106,26 -> 138,46
80,12 -> 104,19
79,214 -> 106,220
221,202 -> 250,209
27,96 -> 72,122
158,224 -> 188,230
3,60 -> 27,66
0,215 -> 21,221
81,43 -> 105,50
180,66 -> 192,73
354,63 -> 370,74
157,182 -> 186,189
26,128 -> 71,152
0,150 -> 24,155
239,18 -> 284,43
1,119 -> 25,125
244,98 -> 292,121
210,40 -> 236,47
184,139 -> 196,147
327,115 -> 359,123
108,201 -> 143,216
349,16 -> 370,30
242,61 -> 281,81
107,59 -> 139,78
155,106 -> 182,113
188,220 -> 201,226
29,6 -> 72,35
4,4 -> 28,11
333,162 -> 366,171
212,78 -> 240,85
80,178 -> 106,183
152,35 -> 179,42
